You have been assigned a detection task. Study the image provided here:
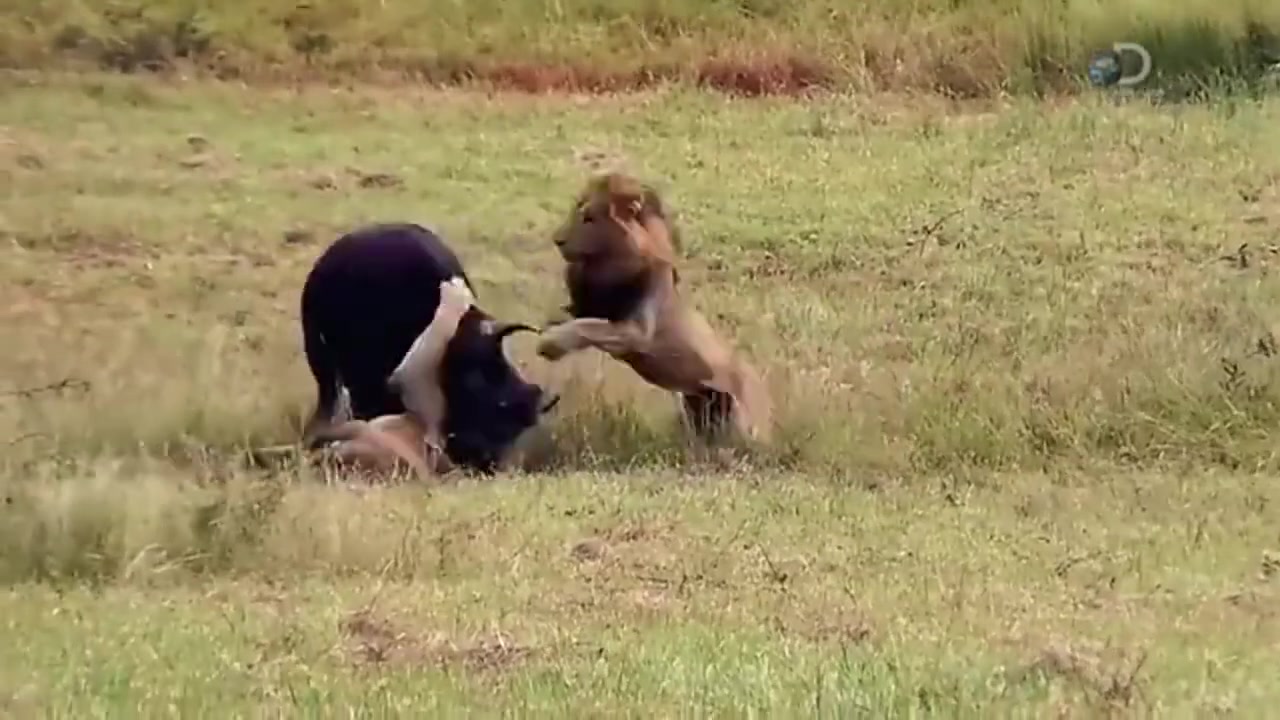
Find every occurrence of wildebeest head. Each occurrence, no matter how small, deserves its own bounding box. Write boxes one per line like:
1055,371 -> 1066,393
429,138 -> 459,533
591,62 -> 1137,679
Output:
438,311 -> 559,473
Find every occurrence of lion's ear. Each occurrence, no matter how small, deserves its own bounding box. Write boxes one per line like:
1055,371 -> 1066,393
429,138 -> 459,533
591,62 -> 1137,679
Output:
605,193 -> 642,222
641,186 -> 681,253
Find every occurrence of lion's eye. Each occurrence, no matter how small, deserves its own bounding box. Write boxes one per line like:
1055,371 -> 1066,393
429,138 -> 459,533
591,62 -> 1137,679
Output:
581,209 -> 597,224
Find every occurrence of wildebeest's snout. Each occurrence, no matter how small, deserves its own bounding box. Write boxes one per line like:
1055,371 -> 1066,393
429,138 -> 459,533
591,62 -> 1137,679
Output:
540,388 -> 561,414
524,378 -> 559,415
498,379 -> 553,426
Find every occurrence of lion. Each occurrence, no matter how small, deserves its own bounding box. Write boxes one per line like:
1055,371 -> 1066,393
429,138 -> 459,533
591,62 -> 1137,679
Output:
535,171 -> 772,444
305,276 -> 475,482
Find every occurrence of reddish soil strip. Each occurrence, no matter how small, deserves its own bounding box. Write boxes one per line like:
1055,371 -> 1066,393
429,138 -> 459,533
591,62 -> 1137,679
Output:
450,54 -> 837,96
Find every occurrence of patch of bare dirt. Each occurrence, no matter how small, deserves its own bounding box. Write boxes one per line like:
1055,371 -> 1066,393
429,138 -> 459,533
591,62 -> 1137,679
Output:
572,146 -> 628,174
7,227 -> 152,268
1222,586 -> 1279,620
693,54 -> 834,97
1216,549 -> 1280,620
566,521 -> 677,570
13,153 -> 43,170
354,170 -> 403,189
20,49 -> 846,98
307,173 -> 339,191
282,228 -> 315,246
0,127 -> 49,170
1008,641 -> 1150,711
1260,549 -> 1280,580
339,608 -> 536,675
601,519 -> 676,544
415,53 -> 834,97
569,538 -> 609,563
164,133 -> 240,175
772,607 -> 872,646
624,586 -> 675,613
303,166 -> 405,193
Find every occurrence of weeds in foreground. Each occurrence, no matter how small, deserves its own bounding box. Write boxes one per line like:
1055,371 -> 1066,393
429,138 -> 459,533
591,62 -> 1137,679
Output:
0,464 -> 1275,714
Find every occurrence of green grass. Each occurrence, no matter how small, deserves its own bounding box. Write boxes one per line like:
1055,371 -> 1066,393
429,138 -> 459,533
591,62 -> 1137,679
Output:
1,0 -> 1279,96
3,468 -> 1278,715
3,70 -> 1280,714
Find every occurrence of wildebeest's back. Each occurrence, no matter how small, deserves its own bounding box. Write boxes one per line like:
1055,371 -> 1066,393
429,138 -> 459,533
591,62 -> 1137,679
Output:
301,223 -> 471,416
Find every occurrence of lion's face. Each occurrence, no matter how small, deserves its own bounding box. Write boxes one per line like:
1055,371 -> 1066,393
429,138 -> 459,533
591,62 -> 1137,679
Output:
552,173 -> 678,274
552,189 -> 644,265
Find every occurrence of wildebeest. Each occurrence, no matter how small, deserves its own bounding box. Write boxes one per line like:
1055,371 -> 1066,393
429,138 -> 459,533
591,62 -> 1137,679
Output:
304,276 -> 476,482
300,222 -> 558,473
535,172 -> 772,444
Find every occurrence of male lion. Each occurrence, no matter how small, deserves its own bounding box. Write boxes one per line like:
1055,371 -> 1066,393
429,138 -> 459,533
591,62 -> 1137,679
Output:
536,172 -> 772,444
307,276 -> 474,482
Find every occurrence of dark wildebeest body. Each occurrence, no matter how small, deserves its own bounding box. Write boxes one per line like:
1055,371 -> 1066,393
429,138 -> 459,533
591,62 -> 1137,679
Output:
301,223 -> 554,472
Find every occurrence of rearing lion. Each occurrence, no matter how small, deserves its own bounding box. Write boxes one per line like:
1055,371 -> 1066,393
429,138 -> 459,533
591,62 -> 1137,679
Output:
536,172 -> 772,444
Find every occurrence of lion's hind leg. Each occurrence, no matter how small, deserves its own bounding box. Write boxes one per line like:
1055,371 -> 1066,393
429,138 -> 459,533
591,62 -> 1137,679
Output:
727,358 -> 772,445
679,388 -> 736,443
681,358 -> 772,446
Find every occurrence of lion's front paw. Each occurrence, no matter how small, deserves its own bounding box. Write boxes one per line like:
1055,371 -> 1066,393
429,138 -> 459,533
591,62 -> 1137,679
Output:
544,310 -> 571,327
596,338 -> 630,356
536,328 -> 571,361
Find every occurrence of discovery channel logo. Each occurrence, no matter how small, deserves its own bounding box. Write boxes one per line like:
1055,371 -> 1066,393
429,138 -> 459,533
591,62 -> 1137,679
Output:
1087,42 -> 1153,88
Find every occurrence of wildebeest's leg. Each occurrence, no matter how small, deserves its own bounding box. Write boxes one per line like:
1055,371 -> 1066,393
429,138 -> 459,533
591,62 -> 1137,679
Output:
345,379 -> 406,421
301,323 -> 342,448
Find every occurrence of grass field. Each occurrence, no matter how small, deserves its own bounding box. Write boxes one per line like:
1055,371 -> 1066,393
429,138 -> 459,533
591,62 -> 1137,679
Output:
4,0 -> 1280,96
3,64 -> 1280,714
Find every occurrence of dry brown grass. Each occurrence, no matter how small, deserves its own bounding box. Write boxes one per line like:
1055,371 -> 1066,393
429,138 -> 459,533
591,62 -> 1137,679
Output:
1,0 -> 1279,96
